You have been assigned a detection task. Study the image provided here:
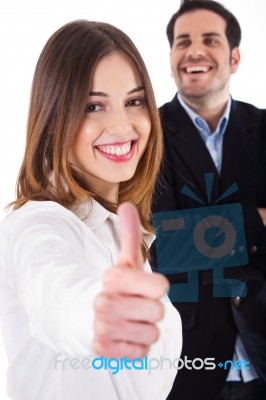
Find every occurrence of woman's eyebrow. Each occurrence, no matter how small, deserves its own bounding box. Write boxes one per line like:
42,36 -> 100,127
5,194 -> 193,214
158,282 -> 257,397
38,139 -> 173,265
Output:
88,86 -> 144,98
89,91 -> 109,97
127,86 -> 144,95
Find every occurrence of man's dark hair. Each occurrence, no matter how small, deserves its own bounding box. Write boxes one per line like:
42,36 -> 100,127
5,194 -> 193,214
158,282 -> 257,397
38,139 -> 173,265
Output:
166,0 -> 241,50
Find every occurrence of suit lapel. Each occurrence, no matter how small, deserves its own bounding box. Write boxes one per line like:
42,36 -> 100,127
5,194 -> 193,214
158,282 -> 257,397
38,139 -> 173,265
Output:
221,100 -> 257,192
162,96 -> 220,203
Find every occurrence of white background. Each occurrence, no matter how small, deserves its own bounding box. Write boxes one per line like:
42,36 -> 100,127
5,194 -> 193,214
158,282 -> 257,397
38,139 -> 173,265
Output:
0,1 -> 266,398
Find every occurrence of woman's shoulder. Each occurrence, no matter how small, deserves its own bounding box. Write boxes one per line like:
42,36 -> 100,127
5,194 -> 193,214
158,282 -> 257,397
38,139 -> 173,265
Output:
0,200 -> 87,243
1,200 -> 74,225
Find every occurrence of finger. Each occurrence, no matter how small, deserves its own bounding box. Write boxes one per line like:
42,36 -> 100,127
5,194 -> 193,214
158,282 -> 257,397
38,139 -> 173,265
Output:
117,202 -> 142,269
94,292 -> 165,323
103,267 -> 169,299
94,319 -> 159,347
92,338 -> 148,360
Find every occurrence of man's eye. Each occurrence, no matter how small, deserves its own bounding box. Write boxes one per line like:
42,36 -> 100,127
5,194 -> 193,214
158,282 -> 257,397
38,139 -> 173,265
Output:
85,103 -> 102,113
126,98 -> 145,107
205,38 -> 218,46
176,40 -> 190,48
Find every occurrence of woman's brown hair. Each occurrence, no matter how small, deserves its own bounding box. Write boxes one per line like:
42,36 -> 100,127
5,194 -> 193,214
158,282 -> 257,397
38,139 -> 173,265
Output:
12,20 -> 163,251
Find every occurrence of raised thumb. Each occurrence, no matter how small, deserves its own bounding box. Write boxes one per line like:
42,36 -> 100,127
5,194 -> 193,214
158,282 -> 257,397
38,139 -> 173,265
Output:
117,202 -> 142,269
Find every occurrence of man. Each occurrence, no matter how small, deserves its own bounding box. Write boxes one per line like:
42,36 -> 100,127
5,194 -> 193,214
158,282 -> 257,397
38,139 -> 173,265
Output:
151,1 -> 266,399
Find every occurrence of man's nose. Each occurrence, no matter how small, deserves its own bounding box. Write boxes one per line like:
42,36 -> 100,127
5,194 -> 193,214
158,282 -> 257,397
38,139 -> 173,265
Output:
186,42 -> 207,58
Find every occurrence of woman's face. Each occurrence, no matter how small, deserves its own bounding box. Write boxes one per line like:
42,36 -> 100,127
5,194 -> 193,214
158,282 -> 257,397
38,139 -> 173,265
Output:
68,51 -> 151,203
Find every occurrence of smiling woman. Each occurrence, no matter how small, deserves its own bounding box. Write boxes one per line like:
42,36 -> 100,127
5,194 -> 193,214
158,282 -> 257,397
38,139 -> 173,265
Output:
0,20 -> 182,400
13,21 -> 161,227
68,52 -> 151,204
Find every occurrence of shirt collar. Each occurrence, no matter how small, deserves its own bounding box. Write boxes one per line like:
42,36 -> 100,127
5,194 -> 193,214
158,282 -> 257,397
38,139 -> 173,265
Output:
177,92 -> 231,137
70,197 -> 117,230
70,198 -> 155,248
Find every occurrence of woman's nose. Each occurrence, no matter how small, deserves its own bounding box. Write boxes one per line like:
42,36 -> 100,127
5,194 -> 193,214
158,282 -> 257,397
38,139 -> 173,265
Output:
104,109 -> 132,136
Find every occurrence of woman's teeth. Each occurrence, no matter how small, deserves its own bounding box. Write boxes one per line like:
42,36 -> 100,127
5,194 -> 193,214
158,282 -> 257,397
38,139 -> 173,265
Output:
98,142 -> 132,156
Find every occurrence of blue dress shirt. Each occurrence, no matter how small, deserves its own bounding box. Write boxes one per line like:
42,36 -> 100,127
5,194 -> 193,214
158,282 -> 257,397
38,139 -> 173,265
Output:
178,92 -> 231,175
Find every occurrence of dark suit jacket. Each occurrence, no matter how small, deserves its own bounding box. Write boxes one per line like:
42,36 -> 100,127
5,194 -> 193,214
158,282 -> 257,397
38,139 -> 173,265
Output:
152,95 -> 266,400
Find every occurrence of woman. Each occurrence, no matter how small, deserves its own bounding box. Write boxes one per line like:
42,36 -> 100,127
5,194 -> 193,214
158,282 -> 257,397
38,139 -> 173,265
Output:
0,20 -> 182,399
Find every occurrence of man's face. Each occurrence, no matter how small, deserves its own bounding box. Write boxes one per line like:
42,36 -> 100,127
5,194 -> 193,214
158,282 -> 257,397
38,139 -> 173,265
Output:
170,10 -> 240,103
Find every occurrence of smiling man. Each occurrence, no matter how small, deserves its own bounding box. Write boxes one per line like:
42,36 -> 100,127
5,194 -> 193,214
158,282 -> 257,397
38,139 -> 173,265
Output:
169,5 -> 240,131
151,1 -> 266,400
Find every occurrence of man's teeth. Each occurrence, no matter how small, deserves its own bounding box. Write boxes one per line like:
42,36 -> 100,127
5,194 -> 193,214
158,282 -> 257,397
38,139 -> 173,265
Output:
186,66 -> 209,73
98,142 -> 132,156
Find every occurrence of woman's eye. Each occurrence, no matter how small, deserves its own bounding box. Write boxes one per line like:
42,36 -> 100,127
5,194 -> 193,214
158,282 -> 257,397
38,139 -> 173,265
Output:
85,103 -> 102,113
126,98 -> 145,107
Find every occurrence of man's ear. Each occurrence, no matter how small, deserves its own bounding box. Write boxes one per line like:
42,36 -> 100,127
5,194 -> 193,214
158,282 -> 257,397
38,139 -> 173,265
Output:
230,47 -> 241,74
170,50 -> 173,77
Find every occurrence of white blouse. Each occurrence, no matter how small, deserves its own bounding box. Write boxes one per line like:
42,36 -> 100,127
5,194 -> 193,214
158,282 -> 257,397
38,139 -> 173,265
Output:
0,199 -> 182,400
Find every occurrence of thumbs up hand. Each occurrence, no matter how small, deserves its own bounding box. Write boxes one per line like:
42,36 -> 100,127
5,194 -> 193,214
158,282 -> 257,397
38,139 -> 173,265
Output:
93,202 -> 169,359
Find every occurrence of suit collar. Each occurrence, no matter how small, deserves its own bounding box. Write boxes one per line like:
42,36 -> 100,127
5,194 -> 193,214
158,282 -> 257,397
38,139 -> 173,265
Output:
160,95 -> 258,203
161,94 -> 258,134
221,101 -> 256,187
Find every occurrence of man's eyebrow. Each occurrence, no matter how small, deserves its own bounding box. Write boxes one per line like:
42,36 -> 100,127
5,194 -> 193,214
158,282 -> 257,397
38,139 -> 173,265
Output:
175,34 -> 190,40
174,32 -> 222,40
202,32 -> 222,38
88,86 -> 144,97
